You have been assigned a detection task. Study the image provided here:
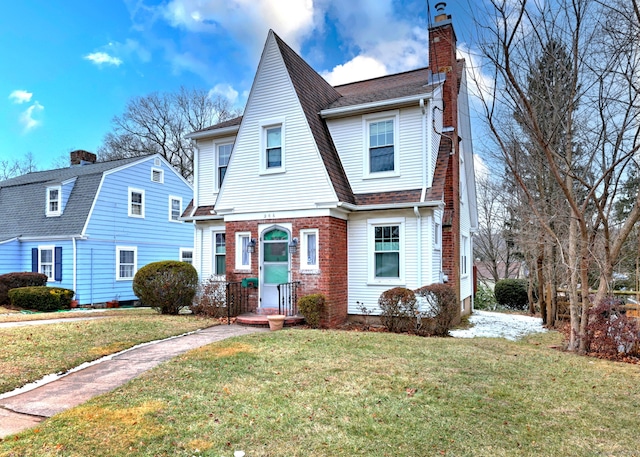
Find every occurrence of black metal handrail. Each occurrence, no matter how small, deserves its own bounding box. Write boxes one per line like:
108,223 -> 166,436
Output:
225,281 -> 254,324
277,281 -> 301,316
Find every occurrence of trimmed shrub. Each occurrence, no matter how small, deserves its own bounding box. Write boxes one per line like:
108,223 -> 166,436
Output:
586,297 -> 639,356
494,279 -> 529,310
8,286 -> 74,311
190,277 -> 227,318
298,293 -> 326,329
378,287 -> 417,333
0,272 -> 48,305
415,283 -> 458,336
133,261 -> 198,315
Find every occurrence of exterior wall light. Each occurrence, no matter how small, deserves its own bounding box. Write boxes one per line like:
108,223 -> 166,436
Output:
289,237 -> 299,254
247,238 -> 256,254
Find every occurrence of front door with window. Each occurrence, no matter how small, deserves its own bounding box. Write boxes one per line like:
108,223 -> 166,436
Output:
260,228 -> 290,308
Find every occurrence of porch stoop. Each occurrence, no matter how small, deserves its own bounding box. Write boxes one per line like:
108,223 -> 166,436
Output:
235,312 -> 305,327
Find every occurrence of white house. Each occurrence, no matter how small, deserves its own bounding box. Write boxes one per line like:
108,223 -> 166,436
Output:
183,4 -> 477,327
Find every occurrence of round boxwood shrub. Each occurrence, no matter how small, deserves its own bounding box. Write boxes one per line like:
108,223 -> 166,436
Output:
494,279 -> 529,310
133,261 -> 199,315
8,286 -> 74,311
0,272 -> 48,305
298,293 -> 326,328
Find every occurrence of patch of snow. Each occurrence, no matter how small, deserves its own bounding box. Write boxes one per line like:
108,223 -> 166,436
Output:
450,310 -> 547,341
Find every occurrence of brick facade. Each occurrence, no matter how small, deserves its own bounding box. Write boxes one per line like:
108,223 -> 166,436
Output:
225,216 -> 348,328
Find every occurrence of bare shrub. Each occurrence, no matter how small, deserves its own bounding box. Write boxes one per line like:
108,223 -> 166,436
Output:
415,284 -> 458,336
586,297 -> 639,357
191,276 -> 227,318
378,287 -> 417,333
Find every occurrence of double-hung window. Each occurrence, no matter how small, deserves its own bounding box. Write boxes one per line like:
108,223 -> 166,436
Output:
169,196 -> 182,222
461,235 -> 468,276
128,188 -> 145,218
116,246 -> 137,280
300,229 -> 319,270
369,218 -> 404,283
214,232 -> 226,275
46,186 -> 61,217
217,143 -> 232,189
40,247 -> 54,280
235,232 -> 251,270
260,118 -> 285,173
33,246 -> 61,281
364,111 -> 399,177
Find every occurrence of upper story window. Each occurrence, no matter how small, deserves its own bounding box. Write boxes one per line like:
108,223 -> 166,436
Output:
128,188 -> 145,218
46,186 -> 61,217
169,196 -> 182,222
363,111 -> 399,178
217,143 -> 232,189
260,118 -> 285,174
151,168 -> 164,183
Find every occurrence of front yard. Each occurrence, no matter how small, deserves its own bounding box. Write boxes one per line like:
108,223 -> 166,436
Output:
1,329 -> 639,456
0,311 -> 219,394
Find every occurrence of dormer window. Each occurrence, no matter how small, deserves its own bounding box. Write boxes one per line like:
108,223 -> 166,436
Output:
46,186 -> 61,217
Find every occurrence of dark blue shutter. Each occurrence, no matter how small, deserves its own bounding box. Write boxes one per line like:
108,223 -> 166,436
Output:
54,247 -> 62,281
31,248 -> 38,273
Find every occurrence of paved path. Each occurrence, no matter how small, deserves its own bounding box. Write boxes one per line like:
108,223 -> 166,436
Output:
0,324 -> 268,438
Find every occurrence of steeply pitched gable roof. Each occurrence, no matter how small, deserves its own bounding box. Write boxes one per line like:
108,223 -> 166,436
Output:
272,32 -> 355,204
0,156 -> 144,241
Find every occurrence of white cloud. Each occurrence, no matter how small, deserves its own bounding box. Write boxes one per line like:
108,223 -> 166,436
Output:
108,39 -> 151,63
208,83 -> 239,104
19,101 -> 44,132
84,52 -> 123,66
9,90 -> 33,104
321,55 -> 387,86
162,0 -> 315,57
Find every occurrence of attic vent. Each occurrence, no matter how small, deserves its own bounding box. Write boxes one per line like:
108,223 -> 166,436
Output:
154,158 -> 161,166
151,168 -> 164,183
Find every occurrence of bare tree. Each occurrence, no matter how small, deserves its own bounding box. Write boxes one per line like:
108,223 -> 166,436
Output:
473,0 -> 640,352
98,87 -> 241,181
0,152 -> 38,181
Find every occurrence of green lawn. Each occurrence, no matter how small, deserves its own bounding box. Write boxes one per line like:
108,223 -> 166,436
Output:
1,329 -> 639,456
0,313 -> 219,394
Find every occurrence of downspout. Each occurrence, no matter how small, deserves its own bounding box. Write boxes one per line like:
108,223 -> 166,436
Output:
72,236 -> 77,299
190,139 -> 199,216
414,206 -> 422,288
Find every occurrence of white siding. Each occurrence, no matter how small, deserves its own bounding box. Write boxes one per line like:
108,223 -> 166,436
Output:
214,33 -> 336,213
197,139 -> 216,206
194,221 -> 225,279
327,106 -> 426,195
347,209 -> 437,316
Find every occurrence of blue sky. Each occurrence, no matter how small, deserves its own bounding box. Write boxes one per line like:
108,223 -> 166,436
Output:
1,0 -> 485,170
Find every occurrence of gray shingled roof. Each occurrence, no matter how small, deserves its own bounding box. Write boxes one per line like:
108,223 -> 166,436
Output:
0,157 -> 144,241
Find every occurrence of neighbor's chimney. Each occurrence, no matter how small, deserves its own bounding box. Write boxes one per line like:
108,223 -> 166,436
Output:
434,2 -> 450,22
70,150 -> 97,166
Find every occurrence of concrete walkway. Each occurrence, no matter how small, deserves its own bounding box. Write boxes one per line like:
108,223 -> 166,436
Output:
0,324 -> 268,438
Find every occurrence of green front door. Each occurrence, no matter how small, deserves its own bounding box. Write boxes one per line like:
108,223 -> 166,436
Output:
261,228 -> 289,308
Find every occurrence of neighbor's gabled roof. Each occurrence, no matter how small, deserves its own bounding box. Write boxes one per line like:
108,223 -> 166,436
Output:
0,156 -> 144,241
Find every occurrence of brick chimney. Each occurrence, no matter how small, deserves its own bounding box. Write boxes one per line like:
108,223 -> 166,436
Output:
70,150 -> 97,166
429,2 -> 462,307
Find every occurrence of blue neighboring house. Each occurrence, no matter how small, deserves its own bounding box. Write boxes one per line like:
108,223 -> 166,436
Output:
0,150 -> 194,305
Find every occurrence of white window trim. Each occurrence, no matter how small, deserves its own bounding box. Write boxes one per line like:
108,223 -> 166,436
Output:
367,217 -> 405,285
363,110 -> 400,179
461,235 -> 469,278
212,231 -> 226,276
180,248 -> 193,264
259,117 -> 286,175
434,220 -> 442,250
46,186 -> 62,217
300,229 -> 319,271
38,245 -> 55,282
169,195 -> 182,222
116,246 -> 137,281
151,167 -> 164,183
235,232 -> 251,270
215,141 -> 234,191
128,187 -> 145,218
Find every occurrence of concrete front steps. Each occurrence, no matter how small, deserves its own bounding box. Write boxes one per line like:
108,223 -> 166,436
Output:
235,307 -> 305,327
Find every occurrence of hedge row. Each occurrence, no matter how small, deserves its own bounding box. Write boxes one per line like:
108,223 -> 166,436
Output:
0,272 -> 48,305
